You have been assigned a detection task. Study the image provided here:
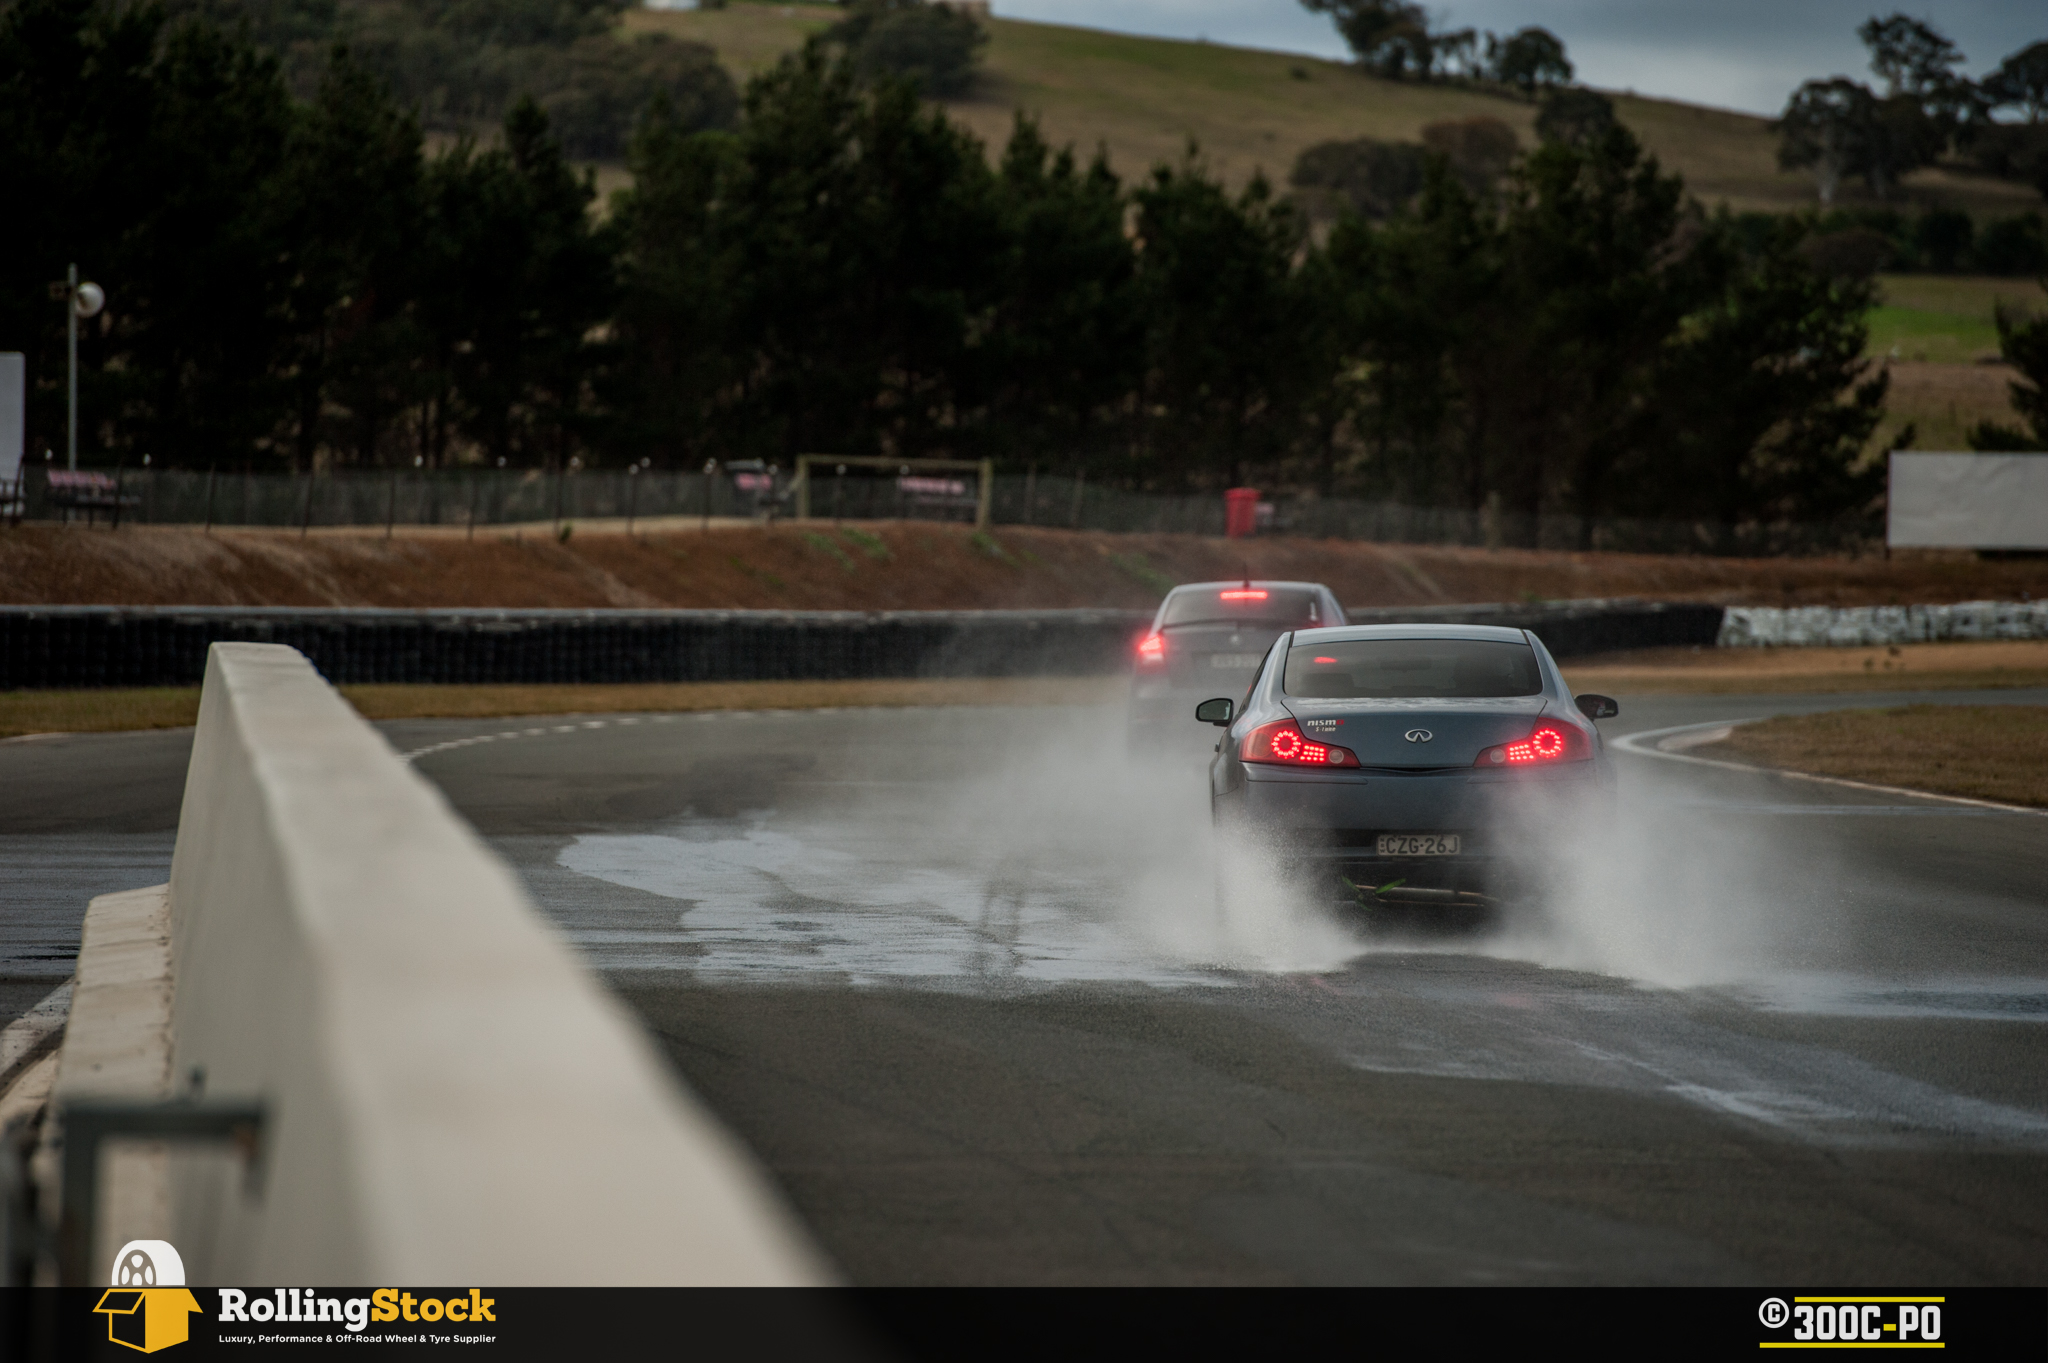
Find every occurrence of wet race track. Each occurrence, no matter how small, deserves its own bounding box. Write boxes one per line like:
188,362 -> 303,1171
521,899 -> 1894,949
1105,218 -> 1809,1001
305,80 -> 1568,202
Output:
6,688 -> 2048,1284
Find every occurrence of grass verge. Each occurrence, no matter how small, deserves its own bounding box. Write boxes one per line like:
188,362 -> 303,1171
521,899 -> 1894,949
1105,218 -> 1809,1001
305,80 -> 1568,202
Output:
1561,640 -> 2048,695
1692,704 -> 2048,807
0,687 -> 202,739
0,676 -> 1128,739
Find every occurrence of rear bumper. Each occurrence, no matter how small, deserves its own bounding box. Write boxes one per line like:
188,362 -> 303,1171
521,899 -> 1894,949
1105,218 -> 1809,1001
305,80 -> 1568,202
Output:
1285,848 -> 1530,897
1214,760 -> 1608,893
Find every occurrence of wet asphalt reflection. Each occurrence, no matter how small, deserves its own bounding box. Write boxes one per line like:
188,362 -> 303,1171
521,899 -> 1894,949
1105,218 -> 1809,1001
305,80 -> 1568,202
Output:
397,692 -> 2048,1284
6,690 -> 2048,1283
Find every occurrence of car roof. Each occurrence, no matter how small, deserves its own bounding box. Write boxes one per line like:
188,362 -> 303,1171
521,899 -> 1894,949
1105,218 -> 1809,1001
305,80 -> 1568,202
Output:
1166,580 -> 1332,594
1289,623 -> 1533,645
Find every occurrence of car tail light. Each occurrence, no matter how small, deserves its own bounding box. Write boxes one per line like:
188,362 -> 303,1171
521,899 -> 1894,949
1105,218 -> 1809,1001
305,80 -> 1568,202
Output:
1135,633 -> 1166,669
1220,589 -> 1268,601
1241,719 -> 1358,768
1475,724 -> 1589,767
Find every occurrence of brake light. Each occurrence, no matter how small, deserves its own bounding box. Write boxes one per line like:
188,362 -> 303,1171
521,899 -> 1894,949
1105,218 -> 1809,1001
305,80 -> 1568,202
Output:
1219,589 -> 1268,601
1475,724 -> 1588,766
1136,633 -> 1166,668
1240,719 -> 1358,767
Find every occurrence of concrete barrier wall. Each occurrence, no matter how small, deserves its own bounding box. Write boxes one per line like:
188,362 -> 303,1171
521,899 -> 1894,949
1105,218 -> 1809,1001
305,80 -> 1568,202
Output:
162,642 -> 827,1284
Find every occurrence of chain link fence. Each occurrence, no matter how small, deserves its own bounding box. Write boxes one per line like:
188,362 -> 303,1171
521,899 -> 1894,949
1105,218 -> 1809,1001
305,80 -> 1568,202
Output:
5,464 -> 1882,556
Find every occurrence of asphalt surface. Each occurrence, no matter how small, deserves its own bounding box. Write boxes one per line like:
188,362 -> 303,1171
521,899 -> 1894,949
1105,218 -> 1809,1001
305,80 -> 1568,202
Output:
4,686 -> 2048,1284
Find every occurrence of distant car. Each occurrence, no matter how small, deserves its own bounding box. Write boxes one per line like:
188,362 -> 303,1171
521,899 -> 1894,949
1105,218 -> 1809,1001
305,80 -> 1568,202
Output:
1127,580 -> 1347,751
1195,623 -> 1618,911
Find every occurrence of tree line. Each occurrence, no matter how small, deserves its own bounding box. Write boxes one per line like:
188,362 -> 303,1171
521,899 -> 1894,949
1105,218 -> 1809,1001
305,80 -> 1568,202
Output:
5,0 -> 1896,542
1298,0 -> 1572,95
1777,14 -> 2047,207
182,0 -> 738,159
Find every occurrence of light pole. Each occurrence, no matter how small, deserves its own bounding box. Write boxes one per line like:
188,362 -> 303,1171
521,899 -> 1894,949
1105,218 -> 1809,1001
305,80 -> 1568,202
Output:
65,265 -> 105,472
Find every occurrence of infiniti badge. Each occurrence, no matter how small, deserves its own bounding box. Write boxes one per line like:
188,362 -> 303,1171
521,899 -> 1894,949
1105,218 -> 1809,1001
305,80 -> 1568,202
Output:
1404,729 -> 1433,743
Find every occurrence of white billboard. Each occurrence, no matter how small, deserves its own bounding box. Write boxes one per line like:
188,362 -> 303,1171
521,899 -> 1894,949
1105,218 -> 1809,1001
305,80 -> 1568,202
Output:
1888,451 -> 2048,550
0,352 -> 22,489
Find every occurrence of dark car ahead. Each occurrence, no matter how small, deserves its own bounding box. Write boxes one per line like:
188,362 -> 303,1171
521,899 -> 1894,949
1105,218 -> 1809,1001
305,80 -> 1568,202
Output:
1127,580 -> 1346,750
1195,624 -> 1618,909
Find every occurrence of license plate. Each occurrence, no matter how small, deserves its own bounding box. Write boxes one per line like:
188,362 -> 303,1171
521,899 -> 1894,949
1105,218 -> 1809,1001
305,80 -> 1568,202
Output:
1210,654 -> 1262,668
1376,833 -> 1461,856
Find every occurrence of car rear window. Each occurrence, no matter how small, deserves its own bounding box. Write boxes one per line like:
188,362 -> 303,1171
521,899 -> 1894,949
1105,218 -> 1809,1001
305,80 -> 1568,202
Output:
1283,639 -> 1542,699
1161,587 -> 1323,629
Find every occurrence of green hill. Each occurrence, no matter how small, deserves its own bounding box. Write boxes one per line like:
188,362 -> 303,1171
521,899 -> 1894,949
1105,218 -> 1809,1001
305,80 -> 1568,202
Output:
627,3 -> 2043,218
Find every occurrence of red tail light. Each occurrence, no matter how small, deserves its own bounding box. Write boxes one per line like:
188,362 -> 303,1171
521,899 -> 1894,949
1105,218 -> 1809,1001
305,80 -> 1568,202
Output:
1136,633 -> 1166,668
1475,724 -> 1589,767
1241,719 -> 1359,768
1220,589 -> 1268,601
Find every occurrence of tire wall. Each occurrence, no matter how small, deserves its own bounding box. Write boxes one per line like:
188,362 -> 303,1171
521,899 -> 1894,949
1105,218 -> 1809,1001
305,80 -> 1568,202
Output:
0,601 -> 1727,690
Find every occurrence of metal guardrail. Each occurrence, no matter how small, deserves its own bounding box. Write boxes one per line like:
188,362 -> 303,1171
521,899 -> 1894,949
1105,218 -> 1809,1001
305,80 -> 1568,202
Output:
57,1099 -> 266,1287
0,606 -> 1157,690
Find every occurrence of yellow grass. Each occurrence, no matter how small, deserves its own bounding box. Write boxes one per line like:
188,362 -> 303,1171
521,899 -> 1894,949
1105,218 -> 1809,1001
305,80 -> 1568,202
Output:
1694,704 -> 2048,806
0,676 -> 1126,739
624,4 -> 2044,215
1872,361 -> 2032,453
1858,276 -> 2048,452
0,687 -> 202,739
1561,639 -> 2048,695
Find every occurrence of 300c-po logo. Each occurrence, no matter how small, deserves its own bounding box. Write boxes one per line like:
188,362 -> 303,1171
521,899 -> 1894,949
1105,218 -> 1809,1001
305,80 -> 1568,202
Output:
1758,1295 -> 1944,1347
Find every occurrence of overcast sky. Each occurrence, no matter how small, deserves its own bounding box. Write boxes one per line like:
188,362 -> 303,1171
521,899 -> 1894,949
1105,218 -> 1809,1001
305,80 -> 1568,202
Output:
991,1 -> 2045,116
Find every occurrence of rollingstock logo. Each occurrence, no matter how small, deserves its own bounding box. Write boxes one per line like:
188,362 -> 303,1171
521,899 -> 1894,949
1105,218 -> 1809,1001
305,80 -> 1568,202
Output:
94,1241 -> 203,1353
1757,1295 -> 1944,1348
218,1287 -> 497,1332
91,1239 -> 497,1352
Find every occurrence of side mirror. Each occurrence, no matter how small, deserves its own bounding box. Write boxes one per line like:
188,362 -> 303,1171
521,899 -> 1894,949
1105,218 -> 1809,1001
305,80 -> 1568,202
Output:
1575,693 -> 1619,721
1195,697 -> 1235,727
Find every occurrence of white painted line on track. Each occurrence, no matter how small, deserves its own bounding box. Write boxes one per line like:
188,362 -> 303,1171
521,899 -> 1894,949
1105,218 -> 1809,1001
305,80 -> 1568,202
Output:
1614,719 -> 2048,817
396,705 -> 917,762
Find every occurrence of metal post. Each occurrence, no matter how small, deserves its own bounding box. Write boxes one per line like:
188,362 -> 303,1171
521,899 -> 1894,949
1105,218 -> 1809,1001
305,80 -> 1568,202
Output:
57,1099 -> 264,1286
66,263 -> 77,473
975,458 -> 993,531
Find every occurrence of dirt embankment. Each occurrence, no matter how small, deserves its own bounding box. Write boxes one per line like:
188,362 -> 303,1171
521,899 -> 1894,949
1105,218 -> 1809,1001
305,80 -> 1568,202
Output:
2,521 -> 2044,610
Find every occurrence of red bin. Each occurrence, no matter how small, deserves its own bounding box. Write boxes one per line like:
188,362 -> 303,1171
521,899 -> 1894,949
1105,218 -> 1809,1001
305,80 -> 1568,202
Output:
1223,487 -> 1260,539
